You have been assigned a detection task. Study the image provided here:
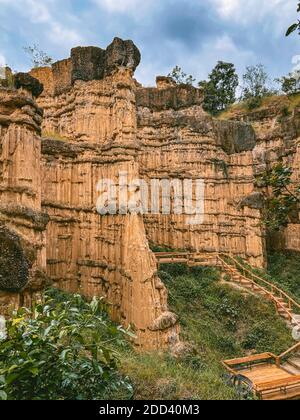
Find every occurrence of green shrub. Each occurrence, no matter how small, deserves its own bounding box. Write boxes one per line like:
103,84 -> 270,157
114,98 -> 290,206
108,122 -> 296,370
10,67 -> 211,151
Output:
0,289 -> 133,400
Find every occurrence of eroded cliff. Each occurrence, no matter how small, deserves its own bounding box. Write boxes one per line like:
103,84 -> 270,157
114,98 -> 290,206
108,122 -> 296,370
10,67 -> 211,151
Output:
0,37 -> 274,350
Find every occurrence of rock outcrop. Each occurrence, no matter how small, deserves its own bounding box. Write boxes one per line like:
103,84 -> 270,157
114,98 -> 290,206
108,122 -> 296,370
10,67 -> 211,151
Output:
223,98 -> 300,253
0,80 -> 48,313
136,80 -> 264,266
0,37 -> 274,349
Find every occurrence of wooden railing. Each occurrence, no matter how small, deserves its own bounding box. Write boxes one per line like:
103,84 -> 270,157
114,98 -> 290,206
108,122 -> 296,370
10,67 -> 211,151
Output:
223,353 -> 279,375
154,250 -> 300,327
219,253 -> 300,318
218,254 -> 300,328
279,342 -> 300,363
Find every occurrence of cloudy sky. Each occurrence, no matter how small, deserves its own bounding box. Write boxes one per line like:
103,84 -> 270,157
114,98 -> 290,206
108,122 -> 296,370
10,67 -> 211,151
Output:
0,0 -> 299,86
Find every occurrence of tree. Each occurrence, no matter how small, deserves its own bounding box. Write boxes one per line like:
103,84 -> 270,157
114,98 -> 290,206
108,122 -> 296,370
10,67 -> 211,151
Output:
168,66 -> 195,85
257,163 -> 300,231
241,64 -> 273,109
276,71 -> 300,95
23,45 -> 53,68
286,2 -> 300,36
199,61 -> 238,115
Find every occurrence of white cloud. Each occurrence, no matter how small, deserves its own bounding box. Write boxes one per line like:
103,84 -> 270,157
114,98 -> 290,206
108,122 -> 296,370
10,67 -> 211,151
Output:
49,23 -> 82,45
24,0 -> 52,24
213,0 -> 240,18
98,0 -> 141,12
211,0 -> 295,26
0,53 -> 6,67
92,0 -> 153,16
215,34 -> 237,52
0,0 -> 83,48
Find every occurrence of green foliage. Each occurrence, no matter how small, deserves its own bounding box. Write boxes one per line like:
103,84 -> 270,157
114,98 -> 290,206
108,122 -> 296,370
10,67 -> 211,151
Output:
167,66 -> 195,86
268,251 -> 300,300
0,289 -> 133,400
276,71 -> 300,96
286,3 -> 300,36
242,320 -> 292,353
241,65 -> 274,109
199,61 -> 239,115
257,163 -> 300,231
23,45 -> 53,68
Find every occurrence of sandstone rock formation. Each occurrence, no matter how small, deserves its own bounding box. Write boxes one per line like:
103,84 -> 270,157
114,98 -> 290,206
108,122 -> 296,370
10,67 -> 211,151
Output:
0,37 -> 275,350
223,98 -> 300,253
136,79 -> 264,267
0,78 -> 48,314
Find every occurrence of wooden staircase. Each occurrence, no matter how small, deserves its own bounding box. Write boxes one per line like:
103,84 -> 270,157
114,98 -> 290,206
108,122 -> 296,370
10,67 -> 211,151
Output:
217,253 -> 300,331
155,251 -> 300,330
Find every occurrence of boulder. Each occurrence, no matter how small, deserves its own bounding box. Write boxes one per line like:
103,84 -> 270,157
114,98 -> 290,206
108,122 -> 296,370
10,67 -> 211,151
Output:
149,311 -> 178,331
71,46 -> 105,83
14,72 -> 44,97
105,37 -> 141,76
0,226 -> 29,292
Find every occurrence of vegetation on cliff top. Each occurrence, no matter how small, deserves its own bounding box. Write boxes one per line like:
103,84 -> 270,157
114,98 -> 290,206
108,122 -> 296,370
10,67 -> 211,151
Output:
219,92 -> 300,120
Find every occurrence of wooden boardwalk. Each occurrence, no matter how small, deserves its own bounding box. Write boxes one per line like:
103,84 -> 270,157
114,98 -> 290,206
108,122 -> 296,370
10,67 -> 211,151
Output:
223,346 -> 300,400
155,251 -> 300,330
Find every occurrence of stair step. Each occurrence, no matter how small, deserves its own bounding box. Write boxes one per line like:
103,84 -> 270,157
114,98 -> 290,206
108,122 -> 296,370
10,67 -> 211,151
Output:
289,357 -> 300,370
282,362 -> 300,376
278,311 -> 290,319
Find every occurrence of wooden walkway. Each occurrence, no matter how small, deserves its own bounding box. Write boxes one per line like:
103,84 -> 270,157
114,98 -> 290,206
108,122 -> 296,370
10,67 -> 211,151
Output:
155,251 -> 300,330
223,345 -> 300,400
154,251 -> 300,400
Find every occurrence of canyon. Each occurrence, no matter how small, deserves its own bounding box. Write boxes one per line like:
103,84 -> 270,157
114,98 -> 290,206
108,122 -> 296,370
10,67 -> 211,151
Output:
0,37 -> 299,350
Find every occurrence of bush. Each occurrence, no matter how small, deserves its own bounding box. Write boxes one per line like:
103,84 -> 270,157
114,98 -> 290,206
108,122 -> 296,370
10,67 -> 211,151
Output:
0,289 -> 133,400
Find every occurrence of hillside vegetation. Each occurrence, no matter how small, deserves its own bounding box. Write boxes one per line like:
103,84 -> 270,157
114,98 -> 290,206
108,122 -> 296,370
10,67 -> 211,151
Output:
219,93 -> 300,120
117,263 -> 294,400
0,254 -> 297,400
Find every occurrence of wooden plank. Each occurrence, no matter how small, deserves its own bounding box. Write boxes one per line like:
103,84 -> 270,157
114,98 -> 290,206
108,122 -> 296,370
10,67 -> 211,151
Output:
256,375 -> 300,392
224,353 -> 274,366
242,365 -> 292,384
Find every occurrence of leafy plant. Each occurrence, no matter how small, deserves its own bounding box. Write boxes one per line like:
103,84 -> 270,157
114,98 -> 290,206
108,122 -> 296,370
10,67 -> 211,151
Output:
286,2 -> 300,36
199,61 -> 239,115
0,289 -> 133,400
168,65 -> 195,85
23,45 -> 53,68
257,163 -> 300,231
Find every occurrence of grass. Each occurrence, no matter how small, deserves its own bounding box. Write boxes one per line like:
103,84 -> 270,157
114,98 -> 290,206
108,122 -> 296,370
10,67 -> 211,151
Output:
219,93 -> 300,120
117,264 -> 294,400
267,251 -> 300,300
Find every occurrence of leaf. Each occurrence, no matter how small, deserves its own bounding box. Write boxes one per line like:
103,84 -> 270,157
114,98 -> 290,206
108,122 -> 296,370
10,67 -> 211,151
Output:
5,373 -> 19,386
0,390 -> 7,400
12,317 -> 24,326
286,23 -> 299,37
29,367 -> 39,376
60,349 -> 71,362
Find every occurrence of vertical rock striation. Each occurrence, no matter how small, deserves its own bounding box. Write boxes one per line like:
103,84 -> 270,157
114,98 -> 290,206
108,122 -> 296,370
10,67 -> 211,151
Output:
0,75 -> 48,313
